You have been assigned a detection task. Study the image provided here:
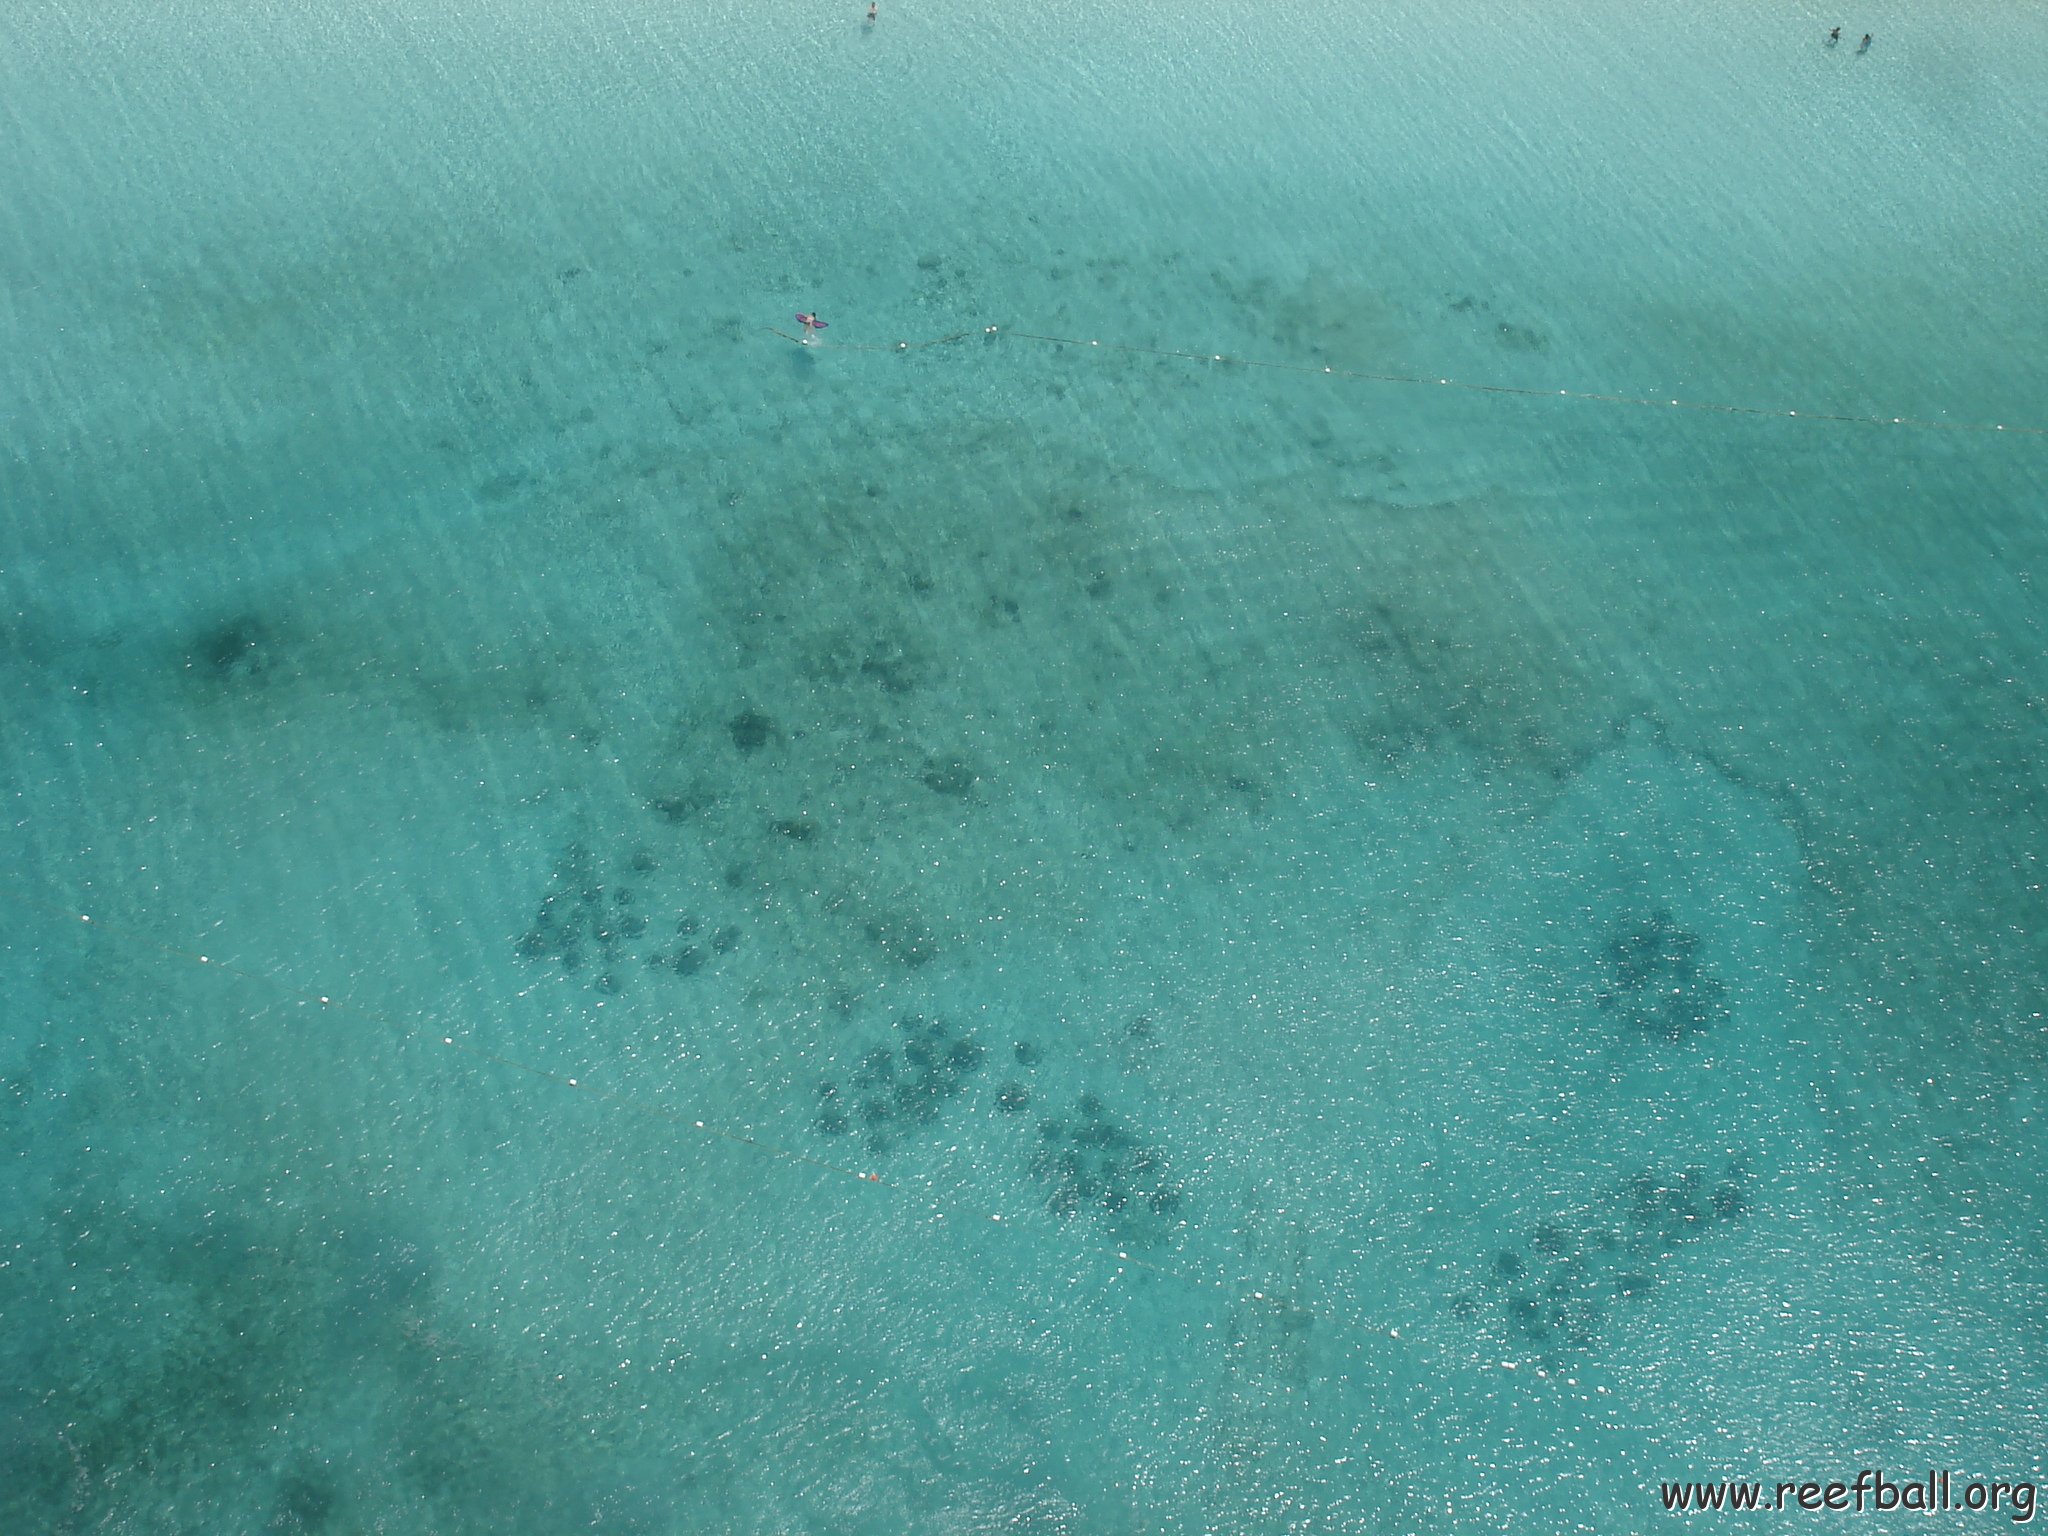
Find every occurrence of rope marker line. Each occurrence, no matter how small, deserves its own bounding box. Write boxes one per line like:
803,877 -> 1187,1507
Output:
770,326 -> 982,352
770,323 -> 2046,437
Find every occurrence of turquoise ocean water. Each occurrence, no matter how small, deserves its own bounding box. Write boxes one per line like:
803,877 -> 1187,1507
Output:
4,0 -> 2047,1528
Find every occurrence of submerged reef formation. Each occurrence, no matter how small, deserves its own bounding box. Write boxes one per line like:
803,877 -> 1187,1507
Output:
1030,1092 -> 1183,1232
516,842 -> 649,990
991,1040 -> 1044,1117
1597,907 -> 1728,1042
1453,1155 -> 1751,1353
813,1014 -> 987,1154
186,613 -> 276,687
727,708 -> 774,754
515,841 -> 740,994
806,1026 -> 1183,1241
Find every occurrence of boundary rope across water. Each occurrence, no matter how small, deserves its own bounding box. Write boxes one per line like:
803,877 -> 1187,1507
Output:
30,896 -> 1600,1395
772,322 -> 2048,438
769,326 -> 983,352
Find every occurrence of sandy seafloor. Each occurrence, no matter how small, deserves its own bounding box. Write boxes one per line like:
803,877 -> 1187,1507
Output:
3,0 -> 2047,1529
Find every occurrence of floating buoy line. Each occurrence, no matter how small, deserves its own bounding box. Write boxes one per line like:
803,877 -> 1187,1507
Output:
771,323 -> 2047,438
32,893 -> 1628,1404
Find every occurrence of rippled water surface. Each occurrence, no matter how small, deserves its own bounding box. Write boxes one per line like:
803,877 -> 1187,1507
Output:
4,0 -> 2046,1529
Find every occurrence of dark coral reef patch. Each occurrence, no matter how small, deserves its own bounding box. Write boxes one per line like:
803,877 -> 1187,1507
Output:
1452,1155 -> 1752,1352
1030,1093 -> 1182,1229
1598,908 -> 1728,1042
812,1014 -> 987,1152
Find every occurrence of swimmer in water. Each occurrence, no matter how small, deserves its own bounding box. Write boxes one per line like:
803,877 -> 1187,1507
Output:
796,312 -> 829,343
1827,27 -> 1841,44
1858,33 -> 1872,52
867,3 -> 877,21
